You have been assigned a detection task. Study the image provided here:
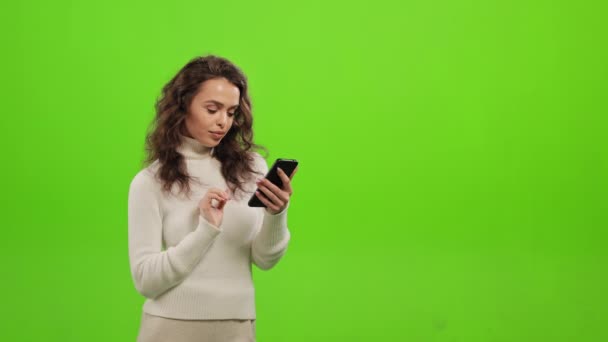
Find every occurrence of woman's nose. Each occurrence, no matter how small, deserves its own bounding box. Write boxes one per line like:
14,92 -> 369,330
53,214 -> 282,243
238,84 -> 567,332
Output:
217,112 -> 228,127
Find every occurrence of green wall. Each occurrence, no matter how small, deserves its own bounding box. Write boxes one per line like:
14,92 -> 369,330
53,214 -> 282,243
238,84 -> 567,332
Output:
1,0 -> 606,341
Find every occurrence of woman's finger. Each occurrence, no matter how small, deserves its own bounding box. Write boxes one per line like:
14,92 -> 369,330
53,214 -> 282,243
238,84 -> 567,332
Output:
259,178 -> 290,202
206,193 -> 226,209
217,199 -> 226,210
207,193 -> 225,202
208,188 -> 230,200
257,183 -> 285,207
288,166 -> 298,180
256,190 -> 280,211
277,168 -> 294,195
259,180 -> 289,203
277,168 -> 291,189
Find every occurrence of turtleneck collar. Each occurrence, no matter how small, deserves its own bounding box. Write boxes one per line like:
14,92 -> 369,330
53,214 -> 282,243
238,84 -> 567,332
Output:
176,133 -> 214,160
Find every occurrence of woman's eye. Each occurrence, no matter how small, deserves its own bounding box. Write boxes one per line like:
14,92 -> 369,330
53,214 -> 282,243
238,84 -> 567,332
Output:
207,108 -> 235,117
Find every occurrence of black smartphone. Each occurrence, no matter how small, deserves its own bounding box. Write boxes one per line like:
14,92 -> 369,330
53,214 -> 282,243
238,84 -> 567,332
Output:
248,158 -> 299,207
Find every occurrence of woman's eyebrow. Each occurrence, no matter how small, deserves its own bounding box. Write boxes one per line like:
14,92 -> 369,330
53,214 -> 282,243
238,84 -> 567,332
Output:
204,100 -> 239,109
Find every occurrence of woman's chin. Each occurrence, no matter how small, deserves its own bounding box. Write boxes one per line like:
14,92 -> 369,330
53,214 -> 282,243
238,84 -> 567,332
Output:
208,136 -> 227,146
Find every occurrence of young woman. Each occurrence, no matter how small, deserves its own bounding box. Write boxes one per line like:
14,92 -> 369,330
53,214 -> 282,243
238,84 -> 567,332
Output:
128,55 -> 298,342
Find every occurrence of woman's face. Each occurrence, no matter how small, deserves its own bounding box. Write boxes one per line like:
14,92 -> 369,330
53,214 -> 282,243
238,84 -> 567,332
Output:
184,77 -> 240,147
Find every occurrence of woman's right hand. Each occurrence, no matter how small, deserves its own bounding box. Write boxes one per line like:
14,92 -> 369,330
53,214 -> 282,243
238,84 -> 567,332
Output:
199,188 -> 231,228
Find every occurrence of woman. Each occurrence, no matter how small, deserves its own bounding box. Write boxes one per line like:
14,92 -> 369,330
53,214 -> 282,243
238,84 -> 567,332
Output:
128,55 -> 298,342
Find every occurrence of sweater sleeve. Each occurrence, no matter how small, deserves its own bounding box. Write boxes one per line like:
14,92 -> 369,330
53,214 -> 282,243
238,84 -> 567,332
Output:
250,153 -> 292,270
128,171 -> 221,299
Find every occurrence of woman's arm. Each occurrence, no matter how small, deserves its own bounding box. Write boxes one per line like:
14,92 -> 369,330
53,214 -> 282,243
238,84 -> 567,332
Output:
127,171 -> 221,299
249,153 -> 292,270
251,204 -> 291,270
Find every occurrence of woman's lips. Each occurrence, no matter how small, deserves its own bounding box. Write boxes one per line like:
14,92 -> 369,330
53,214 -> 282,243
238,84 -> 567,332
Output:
210,131 -> 224,139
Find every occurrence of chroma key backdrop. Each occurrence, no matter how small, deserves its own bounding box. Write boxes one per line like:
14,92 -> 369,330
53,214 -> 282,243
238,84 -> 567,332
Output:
1,0 -> 606,341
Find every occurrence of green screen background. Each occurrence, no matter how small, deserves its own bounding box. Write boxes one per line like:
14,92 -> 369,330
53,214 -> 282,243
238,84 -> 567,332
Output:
2,0 -> 606,341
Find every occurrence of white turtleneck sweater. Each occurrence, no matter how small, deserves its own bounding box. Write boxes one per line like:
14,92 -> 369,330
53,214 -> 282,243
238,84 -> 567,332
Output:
127,134 -> 291,320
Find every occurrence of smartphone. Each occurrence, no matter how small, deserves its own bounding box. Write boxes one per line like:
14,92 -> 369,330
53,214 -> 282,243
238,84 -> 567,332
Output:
248,158 -> 299,207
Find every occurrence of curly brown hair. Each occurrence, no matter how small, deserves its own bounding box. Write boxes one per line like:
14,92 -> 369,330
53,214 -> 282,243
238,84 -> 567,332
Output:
142,54 -> 268,199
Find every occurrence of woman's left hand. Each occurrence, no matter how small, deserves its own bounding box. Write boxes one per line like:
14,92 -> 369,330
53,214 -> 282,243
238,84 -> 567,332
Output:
256,166 -> 298,215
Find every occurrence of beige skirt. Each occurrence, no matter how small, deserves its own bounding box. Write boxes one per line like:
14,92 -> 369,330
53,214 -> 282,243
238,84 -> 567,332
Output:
136,312 -> 256,342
